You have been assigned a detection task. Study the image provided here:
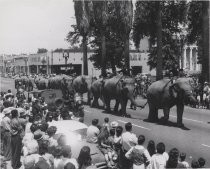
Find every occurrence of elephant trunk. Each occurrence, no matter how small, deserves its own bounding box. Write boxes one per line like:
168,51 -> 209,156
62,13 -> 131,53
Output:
185,91 -> 197,104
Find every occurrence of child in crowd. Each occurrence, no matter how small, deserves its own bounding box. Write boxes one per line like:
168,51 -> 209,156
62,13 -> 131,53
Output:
98,127 -> 114,167
198,157 -> 206,168
191,159 -> 200,168
151,142 -> 168,169
103,117 -> 110,130
179,152 -> 189,168
147,140 -> 156,157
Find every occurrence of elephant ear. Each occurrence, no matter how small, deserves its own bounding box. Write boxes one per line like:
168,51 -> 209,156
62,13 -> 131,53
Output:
169,83 -> 179,99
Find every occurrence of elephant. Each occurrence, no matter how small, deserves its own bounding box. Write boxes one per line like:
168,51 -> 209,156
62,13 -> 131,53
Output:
34,76 -> 48,90
72,75 -> 95,105
103,75 -> 142,116
146,77 -> 197,127
90,78 -> 105,107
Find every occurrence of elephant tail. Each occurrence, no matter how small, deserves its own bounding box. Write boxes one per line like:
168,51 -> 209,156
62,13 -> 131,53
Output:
139,101 -> 148,109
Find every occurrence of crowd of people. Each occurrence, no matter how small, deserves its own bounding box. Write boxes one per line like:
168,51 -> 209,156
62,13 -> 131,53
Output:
86,118 -> 206,169
0,73 -> 208,169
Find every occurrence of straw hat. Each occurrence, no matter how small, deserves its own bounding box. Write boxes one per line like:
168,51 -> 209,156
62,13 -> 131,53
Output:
2,107 -> 15,115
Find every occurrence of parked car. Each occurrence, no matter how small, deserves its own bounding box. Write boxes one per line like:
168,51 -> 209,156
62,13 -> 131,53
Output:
49,120 -> 107,168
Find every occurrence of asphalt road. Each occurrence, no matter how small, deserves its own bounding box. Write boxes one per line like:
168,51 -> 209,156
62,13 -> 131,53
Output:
1,77 -> 210,167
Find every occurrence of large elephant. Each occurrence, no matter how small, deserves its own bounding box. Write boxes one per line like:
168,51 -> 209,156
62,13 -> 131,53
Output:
90,78 -> 105,107
146,77 -> 197,127
72,75 -> 95,105
103,75 -> 142,116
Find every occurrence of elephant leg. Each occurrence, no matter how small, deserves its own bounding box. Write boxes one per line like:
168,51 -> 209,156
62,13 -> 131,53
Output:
87,91 -> 93,105
148,103 -> 158,122
92,97 -> 99,108
120,99 -> 129,117
162,108 -> 170,124
104,98 -> 111,112
114,100 -> 119,112
177,104 -> 184,127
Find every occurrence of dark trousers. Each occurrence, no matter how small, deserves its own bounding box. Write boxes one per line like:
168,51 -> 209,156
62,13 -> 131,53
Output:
122,150 -> 132,169
11,134 -> 22,169
3,131 -> 11,161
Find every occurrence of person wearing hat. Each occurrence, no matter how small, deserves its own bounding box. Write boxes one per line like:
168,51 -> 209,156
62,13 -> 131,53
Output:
1,107 -> 13,161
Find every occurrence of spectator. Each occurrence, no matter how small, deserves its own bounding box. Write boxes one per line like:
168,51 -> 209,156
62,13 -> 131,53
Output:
166,148 -> 185,168
147,140 -> 156,157
60,145 -> 79,169
108,128 -> 115,149
77,146 -> 92,169
57,135 -> 67,147
53,146 -> 63,169
23,140 -> 39,169
198,157 -> 205,168
179,152 -> 189,168
110,121 -> 119,129
98,126 -> 114,167
34,129 -> 45,146
103,117 -> 110,130
114,126 -> 123,168
86,119 -> 100,143
10,109 -> 28,169
125,135 -> 151,169
47,126 -> 58,148
191,159 -> 200,168
122,122 -> 138,151
150,142 -> 168,169
64,162 -> 76,169
1,108 -> 14,161
121,122 -> 138,169
22,133 -> 38,156
35,140 -> 54,169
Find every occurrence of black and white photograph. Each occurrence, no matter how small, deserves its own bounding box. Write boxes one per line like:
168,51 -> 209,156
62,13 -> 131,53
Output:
0,0 -> 210,168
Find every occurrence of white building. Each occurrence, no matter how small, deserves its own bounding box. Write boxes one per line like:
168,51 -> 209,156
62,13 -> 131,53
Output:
180,45 -> 201,73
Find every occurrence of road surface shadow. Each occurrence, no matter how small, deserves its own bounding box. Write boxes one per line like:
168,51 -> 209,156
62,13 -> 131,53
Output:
143,119 -> 190,130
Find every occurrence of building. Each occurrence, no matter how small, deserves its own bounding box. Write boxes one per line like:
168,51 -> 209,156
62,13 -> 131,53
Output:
180,45 -> 201,73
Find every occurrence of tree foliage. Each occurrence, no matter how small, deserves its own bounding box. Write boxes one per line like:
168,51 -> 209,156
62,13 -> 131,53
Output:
89,1 -> 127,73
187,1 -> 203,64
74,0 -> 93,75
133,1 -> 187,71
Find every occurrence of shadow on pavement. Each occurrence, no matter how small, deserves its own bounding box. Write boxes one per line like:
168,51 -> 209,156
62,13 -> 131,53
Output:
143,118 -> 190,130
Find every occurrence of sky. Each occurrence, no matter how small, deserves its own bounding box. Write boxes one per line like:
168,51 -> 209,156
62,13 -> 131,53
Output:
0,0 -> 75,55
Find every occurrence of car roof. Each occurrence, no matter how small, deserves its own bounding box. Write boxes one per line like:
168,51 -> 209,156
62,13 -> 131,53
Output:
49,120 -> 88,132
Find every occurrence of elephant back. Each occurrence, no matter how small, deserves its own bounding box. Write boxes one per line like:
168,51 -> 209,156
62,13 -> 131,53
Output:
73,75 -> 92,94
36,77 -> 48,90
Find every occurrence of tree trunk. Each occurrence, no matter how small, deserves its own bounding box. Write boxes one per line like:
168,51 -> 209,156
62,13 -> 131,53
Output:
101,32 -> 106,77
156,1 -> 163,80
124,35 -> 130,76
83,35 -> 88,75
202,1 -> 210,82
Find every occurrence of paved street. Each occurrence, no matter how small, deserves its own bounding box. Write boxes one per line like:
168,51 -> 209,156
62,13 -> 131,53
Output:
1,77 -> 210,167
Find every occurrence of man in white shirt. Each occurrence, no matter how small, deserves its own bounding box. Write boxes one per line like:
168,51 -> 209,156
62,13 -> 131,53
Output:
121,122 -> 138,169
122,122 -> 138,152
86,119 -> 100,143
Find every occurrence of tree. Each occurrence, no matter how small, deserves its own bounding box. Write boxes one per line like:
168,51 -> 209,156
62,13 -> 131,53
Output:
114,1 -> 133,75
74,0 -> 93,75
37,48 -> 48,54
187,1 -> 210,82
133,1 -> 187,79
91,1 -> 109,77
